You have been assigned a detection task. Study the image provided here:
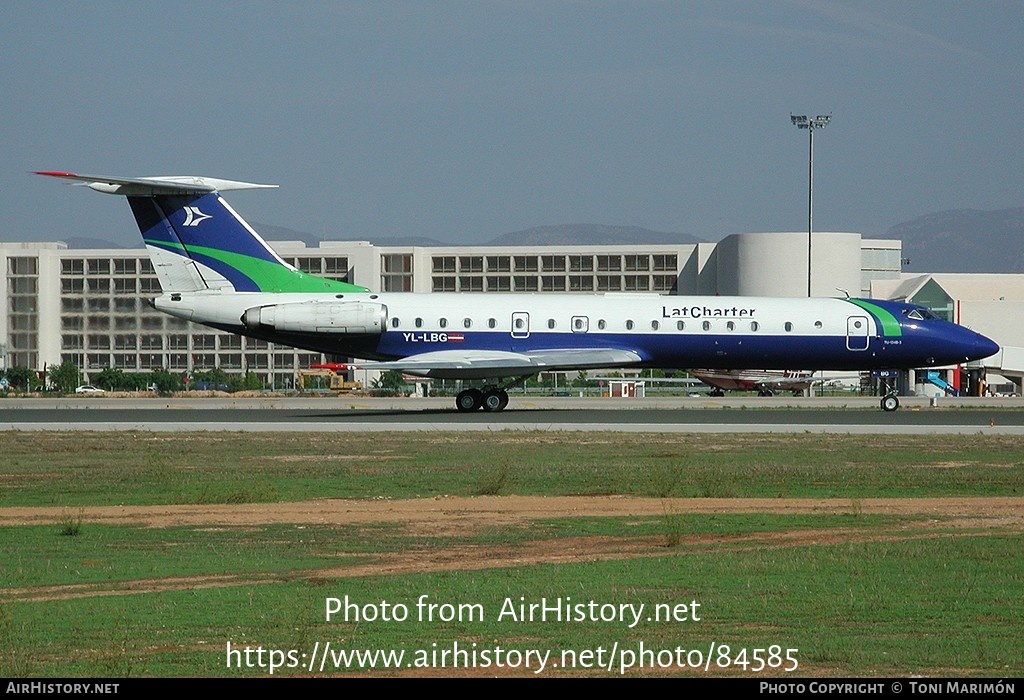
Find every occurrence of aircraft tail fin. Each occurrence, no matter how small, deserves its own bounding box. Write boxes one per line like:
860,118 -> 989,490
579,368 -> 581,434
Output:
36,171 -> 369,294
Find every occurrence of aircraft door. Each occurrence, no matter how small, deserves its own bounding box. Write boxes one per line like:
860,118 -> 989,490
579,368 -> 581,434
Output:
511,311 -> 530,339
846,316 -> 870,351
571,315 -> 589,333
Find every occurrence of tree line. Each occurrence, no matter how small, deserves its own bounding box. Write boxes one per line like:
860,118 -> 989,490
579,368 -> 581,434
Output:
0,362 -> 264,394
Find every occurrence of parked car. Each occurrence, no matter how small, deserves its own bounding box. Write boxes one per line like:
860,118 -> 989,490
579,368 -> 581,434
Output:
75,385 -> 105,394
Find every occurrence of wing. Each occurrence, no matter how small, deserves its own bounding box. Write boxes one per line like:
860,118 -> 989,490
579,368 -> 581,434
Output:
356,348 -> 643,379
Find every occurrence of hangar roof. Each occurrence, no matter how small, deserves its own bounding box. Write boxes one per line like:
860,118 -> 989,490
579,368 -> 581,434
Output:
874,273 -> 1024,302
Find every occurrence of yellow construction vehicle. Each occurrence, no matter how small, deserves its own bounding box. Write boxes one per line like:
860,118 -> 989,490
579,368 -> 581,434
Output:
296,364 -> 363,394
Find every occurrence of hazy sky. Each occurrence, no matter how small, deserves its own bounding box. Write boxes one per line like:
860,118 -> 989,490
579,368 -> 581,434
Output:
4,1 -> 1022,246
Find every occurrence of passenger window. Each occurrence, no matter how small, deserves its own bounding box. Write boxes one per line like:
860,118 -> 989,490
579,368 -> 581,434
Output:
488,318 -> 496,328
750,321 -> 759,331
814,320 -> 823,329
547,319 -> 556,329
726,321 -> 735,331
439,318 -> 448,328
390,318 -> 400,328
598,319 -> 607,330
676,321 -> 685,331
625,320 -> 635,330
702,321 -> 711,331
415,318 -> 423,328
464,318 -> 472,328
651,320 -> 659,330
573,318 -> 585,330
784,321 -> 793,332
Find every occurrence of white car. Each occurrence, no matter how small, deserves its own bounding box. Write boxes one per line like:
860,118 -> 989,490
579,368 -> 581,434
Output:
75,385 -> 105,394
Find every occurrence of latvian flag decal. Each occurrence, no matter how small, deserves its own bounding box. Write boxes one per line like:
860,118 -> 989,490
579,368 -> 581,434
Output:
447,333 -> 465,342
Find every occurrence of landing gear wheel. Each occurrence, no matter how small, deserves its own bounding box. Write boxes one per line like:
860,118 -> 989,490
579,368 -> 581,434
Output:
481,388 -> 507,412
709,388 -> 725,397
456,388 -> 483,412
880,395 -> 900,412
758,389 -> 774,397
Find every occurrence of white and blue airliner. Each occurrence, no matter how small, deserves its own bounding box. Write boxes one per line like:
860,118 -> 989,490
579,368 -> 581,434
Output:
38,171 -> 999,412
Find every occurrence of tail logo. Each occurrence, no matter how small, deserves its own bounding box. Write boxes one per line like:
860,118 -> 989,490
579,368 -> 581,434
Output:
182,206 -> 212,227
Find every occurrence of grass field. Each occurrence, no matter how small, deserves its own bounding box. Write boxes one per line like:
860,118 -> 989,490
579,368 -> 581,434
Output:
0,432 -> 1021,677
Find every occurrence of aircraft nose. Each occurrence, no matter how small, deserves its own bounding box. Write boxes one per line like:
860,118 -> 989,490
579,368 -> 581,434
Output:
957,327 -> 1000,362
973,333 -> 1000,361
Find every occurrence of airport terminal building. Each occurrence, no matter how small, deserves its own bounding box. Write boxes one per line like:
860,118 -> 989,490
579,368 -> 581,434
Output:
1,231 -> 905,388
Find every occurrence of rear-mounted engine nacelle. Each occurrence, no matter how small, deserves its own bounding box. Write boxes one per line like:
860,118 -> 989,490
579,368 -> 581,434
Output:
242,301 -> 386,335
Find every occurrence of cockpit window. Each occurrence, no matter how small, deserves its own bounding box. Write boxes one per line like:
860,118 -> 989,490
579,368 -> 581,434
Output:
906,307 -> 939,321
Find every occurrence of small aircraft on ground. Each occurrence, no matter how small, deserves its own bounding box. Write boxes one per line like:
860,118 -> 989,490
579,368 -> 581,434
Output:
38,171 -> 1000,412
691,369 -> 852,397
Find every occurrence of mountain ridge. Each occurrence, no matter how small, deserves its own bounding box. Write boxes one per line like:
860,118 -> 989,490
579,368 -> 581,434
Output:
59,209 -> 1024,274
881,207 -> 1024,273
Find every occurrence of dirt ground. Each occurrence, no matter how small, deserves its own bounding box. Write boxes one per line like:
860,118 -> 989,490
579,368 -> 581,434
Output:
3,495 -> 1022,603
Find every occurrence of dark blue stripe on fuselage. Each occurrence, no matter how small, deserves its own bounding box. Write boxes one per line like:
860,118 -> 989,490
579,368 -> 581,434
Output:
194,302 -> 998,370
372,329 -> 965,370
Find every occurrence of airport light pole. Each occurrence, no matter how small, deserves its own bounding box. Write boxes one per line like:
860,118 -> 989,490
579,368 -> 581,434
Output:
790,114 -> 831,297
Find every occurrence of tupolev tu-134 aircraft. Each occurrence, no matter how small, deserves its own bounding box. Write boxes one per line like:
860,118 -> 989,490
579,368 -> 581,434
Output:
38,171 -> 999,413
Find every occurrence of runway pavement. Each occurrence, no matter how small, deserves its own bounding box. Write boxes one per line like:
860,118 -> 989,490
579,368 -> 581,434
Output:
1,395 -> 1023,433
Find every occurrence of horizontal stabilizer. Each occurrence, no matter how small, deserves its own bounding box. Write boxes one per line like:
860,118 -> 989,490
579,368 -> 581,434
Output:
35,171 -> 277,196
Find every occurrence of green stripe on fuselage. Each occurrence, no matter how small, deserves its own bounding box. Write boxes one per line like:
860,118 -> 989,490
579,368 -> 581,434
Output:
845,299 -> 902,336
145,239 -> 369,293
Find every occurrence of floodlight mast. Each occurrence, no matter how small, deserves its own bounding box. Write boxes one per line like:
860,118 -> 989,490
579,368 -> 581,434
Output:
790,114 -> 831,297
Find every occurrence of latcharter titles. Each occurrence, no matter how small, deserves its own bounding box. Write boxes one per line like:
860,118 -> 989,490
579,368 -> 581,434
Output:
662,305 -> 756,319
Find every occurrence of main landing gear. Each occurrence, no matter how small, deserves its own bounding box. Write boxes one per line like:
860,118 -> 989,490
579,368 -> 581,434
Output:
455,376 -> 530,412
456,387 -> 510,412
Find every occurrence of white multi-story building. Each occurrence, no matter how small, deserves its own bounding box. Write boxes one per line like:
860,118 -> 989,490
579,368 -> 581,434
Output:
1,232 -> 902,384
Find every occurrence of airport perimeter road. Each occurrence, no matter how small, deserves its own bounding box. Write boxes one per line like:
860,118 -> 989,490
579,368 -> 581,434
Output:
1,396 -> 1023,434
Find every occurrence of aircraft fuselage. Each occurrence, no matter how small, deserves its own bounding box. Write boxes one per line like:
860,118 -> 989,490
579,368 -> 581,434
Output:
155,290 -> 996,375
